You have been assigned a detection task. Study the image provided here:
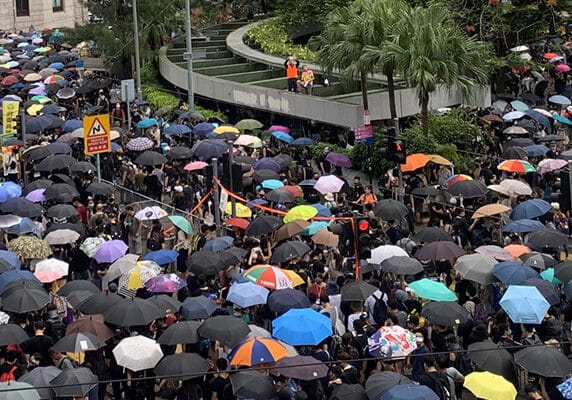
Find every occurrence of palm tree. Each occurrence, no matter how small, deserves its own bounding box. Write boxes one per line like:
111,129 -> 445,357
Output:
385,5 -> 490,135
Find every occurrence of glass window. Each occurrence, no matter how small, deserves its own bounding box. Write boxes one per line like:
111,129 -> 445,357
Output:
53,0 -> 64,12
15,0 -> 30,17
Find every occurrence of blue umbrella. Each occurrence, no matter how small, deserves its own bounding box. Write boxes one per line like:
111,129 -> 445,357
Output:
502,219 -> 545,233
246,198 -> 268,208
311,203 -> 332,217
253,157 -> 281,172
299,179 -> 317,186
0,270 -> 39,294
4,218 -> 38,235
492,261 -> 541,285
142,249 -> 178,265
0,250 -> 20,269
292,137 -> 316,145
381,383 -> 439,400
549,95 -> 572,106
525,144 -> 549,157
111,142 -> 122,152
524,109 -> 552,130
203,236 -> 234,252
62,119 -> 82,133
136,118 -> 158,129
25,115 -> 54,134
164,124 -> 192,136
48,62 -> 64,70
193,122 -> 214,136
267,288 -> 311,314
511,100 -> 529,111
272,308 -> 332,345
271,131 -> 294,144
41,105 -> 65,115
553,114 -> 572,126
190,139 -> 227,161
0,182 -> 22,203
227,281 -> 269,308
261,179 -> 283,190
300,221 -> 329,236
512,199 -> 552,220
499,285 -> 550,324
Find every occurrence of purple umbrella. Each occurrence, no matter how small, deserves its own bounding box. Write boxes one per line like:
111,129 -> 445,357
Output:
325,152 -> 352,168
145,273 -> 187,293
25,189 -> 46,203
29,87 -> 46,96
314,175 -> 345,194
93,240 -> 128,264
253,157 -> 282,172
269,125 -> 289,133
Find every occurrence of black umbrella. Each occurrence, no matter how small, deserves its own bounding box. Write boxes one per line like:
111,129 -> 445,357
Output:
0,197 -> 35,214
381,256 -> 424,275
50,367 -> 98,398
502,146 -> 528,160
230,370 -> 277,400
415,241 -> 465,260
78,293 -> 122,315
1,281 -> 50,313
148,294 -> 182,314
507,137 -> 534,147
198,315 -> 250,343
514,345 -> 572,377
526,227 -> 568,250
253,169 -> 280,182
272,355 -> 328,380
154,353 -> 209,379
45,222 -> 86,236
186,250 -> 225,275
70,161 -> 97,173
104,297 -> 165,327
22,146 -> 53,161
180,296 -> 218,320
265,188 -> 295,203
522,278 -> 560,305
447,180 -> 488,198
44,183 -> 79,203
158,321 -> 201,345
51,332 -> 105,353
411,186 -> 441,197
267,288 -> 311,314
555,261 -> 572,283
167,146 -> 193,160
270,241 -> 311,263
467,340 -> 516,382
330,384 -> 368,400
219,246 -> 249,266
65,290 -> 96,308
46,204 -> 78,219
0,323 -> 29,346
190,139 -> 227,161
520,252 -> 557,269
35,154 -> 76,171
341,280 -> 378,301
415,227 -> 452,243
365,371 -> 411,400
373,199 -> 409,221
420,301 -> 469,326
22,179 -> 53,195
2,279 -> 43,295
85,182 -> 114,196
52,173 -> 77,187
19,366 -> 60,400
134,150 -> 168,166
538,134 -> 565,142
245,215 -> 283,237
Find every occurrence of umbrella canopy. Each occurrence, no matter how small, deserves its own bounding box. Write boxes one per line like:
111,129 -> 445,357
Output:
368,245 -> 409,265
415,227 -> 452,243
415,241 -> 465,260
168,215 -> 193,234
112,335 -> 163,372
448,180 -> 488,198
0,324 -> 29,346
368,325 -> 417,359
0,381 -> 41,400
235,118 -> 263,131
492,261 -> 541,285
184,160 -> 209,171
230,370 -> 277,400
44,228 -> 80,246
325,151 -> 352,168
512,199 -> 551,220
555,261 -> 572,282
498,159 -> 535,173
366,372 -> 411,400
144,273 -> 187,293
7,236 -> 52,259
243,264 -> 304,289
51,332 -> 104,353
454,254 -> 498,285
153,353 -> 210,379
472,203 -> 511,219
78,293 -> 122,315
421,301 -> 469,326
49,367 -> 98,398
373,199 -> 409,221
312,229 -> 339,246
341,281 -> 378,301
467,340 -> 516,381
504,244 -> 532,258
381,256 -> 424,275
265,188 -> 294,203
500,285 -> 550,324
267,288 -> 311,314
134,150 -> 168,166
19,366 -> 60,400
147,295 -> 182,315
381,383 -> 438,400
514,345 -> 572,377
142,249 -> 178,266
538,158 -> 568,175
272,308 -> 332,346
198,315 -> 250,343
227,281 -> 269,308
314,175 -> 345,194
521,252 -> 557,269
408,278 -> 457,302
1,281 -> 49,313
65,314 -> 114,341
186,250 -> 224,275
126,137 -> 154,151
180,295 -> 217,320
44,183 -> 79,203
270,241 -> 311,263
502,146 -> 528,160
330,384 -> 368,400
93,240 -> 128,264
271,131 -> 294,144
526,227 -> 568,250
157,321 -> 201,345
272,355 -> 329,380
463,371 -> 517,400
85,182 -> 114,196
104,297 -> 164,327
503,219 -> 545,233
203,236 -> 234,252
57,280 -> 99,297
228,337 -> 289,366
275,220 -> 310,242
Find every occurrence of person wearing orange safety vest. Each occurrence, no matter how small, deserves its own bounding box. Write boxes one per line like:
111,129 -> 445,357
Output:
284,56 -> 300,92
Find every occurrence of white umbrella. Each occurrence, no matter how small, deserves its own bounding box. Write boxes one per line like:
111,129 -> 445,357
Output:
503,111 -> 526,121
520,53 -> 533,61
35,258 -> 69,276
112,335 -> 163,372
134,206 -> 168,221
0,381 -> 41,400
454,254 -> 498,285
44,229 -> 80,245
510,45 -> 529,52
0,215 -> 21,228
248,324 -> 272,339
106,253 -> 140,282
367,245 -> 408,265
499,179 -> 532,196
313,175 -> 344,195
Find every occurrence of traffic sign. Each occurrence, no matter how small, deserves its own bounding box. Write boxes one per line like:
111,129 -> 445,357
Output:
121,79 -> 135,102
83,114 -> 111,156
354,125 -> 373,143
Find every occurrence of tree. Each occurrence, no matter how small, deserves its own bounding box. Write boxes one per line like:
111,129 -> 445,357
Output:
385,4 -> 490,135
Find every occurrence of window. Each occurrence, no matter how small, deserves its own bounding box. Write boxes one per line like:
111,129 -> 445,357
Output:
15,0 -> 29,17
52,0 -> 63,12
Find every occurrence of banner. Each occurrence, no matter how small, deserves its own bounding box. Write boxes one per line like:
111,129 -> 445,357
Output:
2,101 -> 19,137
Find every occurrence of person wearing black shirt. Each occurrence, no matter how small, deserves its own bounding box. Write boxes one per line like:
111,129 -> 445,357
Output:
21,321 -> 54,366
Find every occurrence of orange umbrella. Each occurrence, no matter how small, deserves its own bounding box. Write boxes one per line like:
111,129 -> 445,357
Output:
401,153 -> 430,172
224,217 -> 250,230
472,204 -> 511,219
543,52 -> 559,59
504,244 -> 531,258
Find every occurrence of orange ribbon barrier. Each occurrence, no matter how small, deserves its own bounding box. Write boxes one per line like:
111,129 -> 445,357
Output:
190,190 -> 212,214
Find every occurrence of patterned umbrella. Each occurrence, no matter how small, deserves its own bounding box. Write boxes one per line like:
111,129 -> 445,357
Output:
229,337 -> 288,367
498,159 -> 536,173
144,273 -> 187,293
80,237 -> 106,258
7,236 -> 51,259
126,137 -> 154,151
368,325 -> 417,359
243,264 -> 304,290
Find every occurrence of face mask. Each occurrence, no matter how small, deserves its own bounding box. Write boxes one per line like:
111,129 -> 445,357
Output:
88,202 -> 94,208
415,337 -> 424,343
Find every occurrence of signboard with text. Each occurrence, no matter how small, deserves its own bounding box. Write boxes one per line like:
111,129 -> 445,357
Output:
2,101 -> 19,136
354,125 -> 373,145
83,114 -> 111,155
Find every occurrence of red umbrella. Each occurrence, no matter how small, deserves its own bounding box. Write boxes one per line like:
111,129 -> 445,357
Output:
556,64 -> 571,73
282,185 -> 303,197
224,217 -> 250,230
1,75 -> 19,86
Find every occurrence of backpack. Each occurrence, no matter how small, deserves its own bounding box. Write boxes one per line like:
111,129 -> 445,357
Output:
397,238 -> 418,256
372,294 -> 388,325
473,301 -> 488,323
0,365 -> 17,382
428,371 -> 452,400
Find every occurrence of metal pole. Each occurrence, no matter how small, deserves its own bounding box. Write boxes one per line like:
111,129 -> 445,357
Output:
228,142 -> 236,217
96,154 -> 101,182
132,0 -> 142,99
184,0 -> 194,110
394,117 -> 403,203
212,158 -> 221,235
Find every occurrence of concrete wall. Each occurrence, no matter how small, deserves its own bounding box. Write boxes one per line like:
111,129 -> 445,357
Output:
0,0 -> 86,32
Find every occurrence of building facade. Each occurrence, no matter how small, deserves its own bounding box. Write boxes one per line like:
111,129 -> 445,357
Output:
0,0 -> 87,32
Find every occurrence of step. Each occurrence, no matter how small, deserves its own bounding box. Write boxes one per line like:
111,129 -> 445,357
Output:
192,57 -> 240,68
194,62 -> 268,76
247,76 -> 286,89
218,69 -> 283,83
191,40 -> 227,48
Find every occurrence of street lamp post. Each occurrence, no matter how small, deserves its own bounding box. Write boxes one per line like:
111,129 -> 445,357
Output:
132,0 -> 142,99
184,0 -> 194,111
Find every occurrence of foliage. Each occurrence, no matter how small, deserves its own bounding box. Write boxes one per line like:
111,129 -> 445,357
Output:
308,142 -> 349,159
350,129 -> 394,177
246,19 -> 315,61
193,105 -> 228,122
273,0 -> 348,28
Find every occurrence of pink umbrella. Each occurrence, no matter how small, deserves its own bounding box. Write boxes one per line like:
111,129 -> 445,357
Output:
556,64 -> 571,73
475,245 -> 514,261
537,158 -> 568,175
25,189 -> 46,203
532,108 -> 552,117
184,161 -> 209,171
34,270 -> 63,283
269,125 -> 289,133
314,175 -> 345,194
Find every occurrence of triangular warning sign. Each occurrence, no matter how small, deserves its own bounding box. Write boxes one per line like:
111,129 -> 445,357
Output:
88,118 -> 105,136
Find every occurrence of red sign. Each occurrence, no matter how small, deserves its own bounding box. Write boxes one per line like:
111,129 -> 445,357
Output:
354,125 -> 373,141
83,114 -> 111,156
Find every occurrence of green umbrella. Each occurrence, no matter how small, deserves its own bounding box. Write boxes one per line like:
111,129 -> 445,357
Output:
168,215 -> 193,235
408,278 -> 457,302
540,268 -> 562,285
235,119 -> 263,131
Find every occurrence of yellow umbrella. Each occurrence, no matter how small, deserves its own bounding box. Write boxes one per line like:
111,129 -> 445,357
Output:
472,204 -> 511,219
110,130 -> 121,141
214,126 -> 240,134
225,202 -> 252,218
283,205 -> 318,223
463,371 -> 517,400
27,104 -> 43,116
427,154 -> 452,166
